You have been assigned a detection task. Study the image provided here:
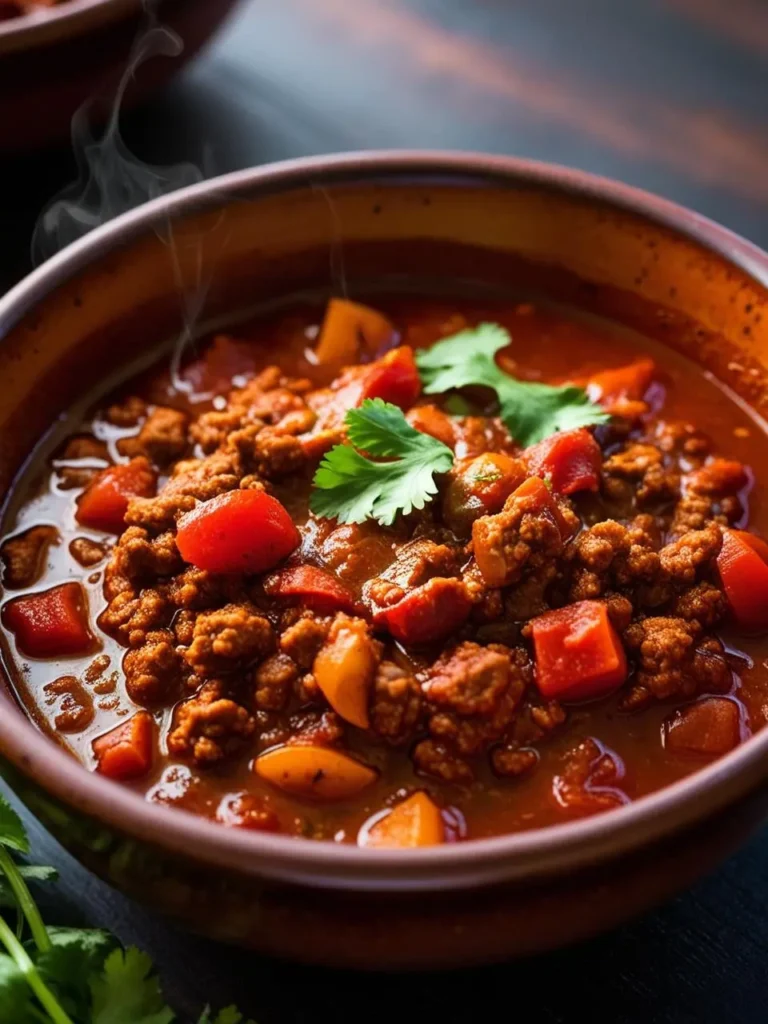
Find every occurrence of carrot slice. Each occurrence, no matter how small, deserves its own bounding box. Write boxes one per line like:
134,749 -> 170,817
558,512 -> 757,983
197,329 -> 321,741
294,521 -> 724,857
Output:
531,600 -> 627,702
315,299 -> 395,365
93,711 -> 155,781
2,582 -> 95,658
177,489 -> 299,575
313,618 -> 376,728
362,792 -> 445,848
525,428 -> 602,495
254,745 -> 377,800
717,528 -> 768,633
76,458 -> 156,534
584,358 -> 655,406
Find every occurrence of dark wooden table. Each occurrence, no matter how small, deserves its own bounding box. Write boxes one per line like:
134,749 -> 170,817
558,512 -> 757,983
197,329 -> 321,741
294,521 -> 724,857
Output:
3,0 -> 768,1020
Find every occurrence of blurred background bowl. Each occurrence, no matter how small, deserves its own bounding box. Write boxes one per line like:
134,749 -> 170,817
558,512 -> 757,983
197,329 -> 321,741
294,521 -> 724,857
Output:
0,0 -> 240,152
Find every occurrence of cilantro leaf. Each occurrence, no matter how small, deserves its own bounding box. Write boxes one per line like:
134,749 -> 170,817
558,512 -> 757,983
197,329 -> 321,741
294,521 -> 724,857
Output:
0,794 -> 29,854
198,1006 -> 256,1024
0,953 -> 37,1023
89,947 -> 174,1024
310,398 -> 454,526
37,927 -> 115,1020
415,323 -> 610,445
0,866 -> 57,909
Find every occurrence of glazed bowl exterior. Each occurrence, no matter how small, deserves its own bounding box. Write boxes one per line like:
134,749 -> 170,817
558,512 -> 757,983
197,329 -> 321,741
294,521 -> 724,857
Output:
0,152 -> 767,968
0,0 -> 239,151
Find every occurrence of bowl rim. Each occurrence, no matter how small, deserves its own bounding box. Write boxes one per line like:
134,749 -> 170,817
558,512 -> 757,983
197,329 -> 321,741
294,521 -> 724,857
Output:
2,149 -> 768,892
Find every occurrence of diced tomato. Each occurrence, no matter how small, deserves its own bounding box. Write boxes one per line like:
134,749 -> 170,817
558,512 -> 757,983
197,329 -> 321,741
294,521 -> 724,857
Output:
93,711 -> 155,780
531,600 -> 627,702
2,583 -> 95,658
264,565 -> 357,614
732,529 -> 768,564
177,489 -> 299,575
525,428 -> 602,495
76,458 -> 156,534
584,358 -> 655,406
315,298 -> 396,365
406,404 -> 457,449
664,697 -> 741,758
359,347 -> 421,410
377,578 -> 471,645
717,528 -> 768,633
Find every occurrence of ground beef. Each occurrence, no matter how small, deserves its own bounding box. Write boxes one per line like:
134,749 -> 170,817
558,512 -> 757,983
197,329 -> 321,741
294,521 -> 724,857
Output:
99,587 -> 170,647
369,662 -> 423,745
59,434 -> 110,462
425,645 -> 530,756
568,517 -> 659,601
168,680 -> 255,765
226,424 -> 306,479
125,492 -> 197,534
108,527 -> 182,582
286,709 -> 344,747
319,521 -> 398,583
652,420 -> 711,459
472,486 -> 575,588
123,629 -> 181,705
254,653 -> 297,711
622,616 -> 731,705
105,396 -> 146,427
120,407 -> 189,466
183,604 -> 273,677
552,738 -> 627,813
412,739 -> 474,784
69,537 -> 107,568
279,613 -> 332,669
424,641 -> 514,716
503,563 -> 557,621
491,745 -> 539,778
1,525 -> 59,588
43,676 -> 94,733
670,458 -> 748,536
659,523 -> 721,584
602,442 -> 679,508
672,582 -> 726,628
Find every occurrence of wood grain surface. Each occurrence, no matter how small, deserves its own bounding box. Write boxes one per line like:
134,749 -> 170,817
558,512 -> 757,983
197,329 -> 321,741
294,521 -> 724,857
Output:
2,0 -> 768,1020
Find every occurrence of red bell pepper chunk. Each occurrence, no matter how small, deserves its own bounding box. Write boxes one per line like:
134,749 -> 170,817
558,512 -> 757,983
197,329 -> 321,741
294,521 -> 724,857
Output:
377,578 -> 471,645
176,488 -> 300,575
93,711 -> 155,781
531,600 -> 627,702
584,358 -> 655,406
525,428 -> 602,495
359,346 -> 422,410
717,528 -> 768,633
264,565 -> 357,614
76,457 -> 157,534
2,583 -> 95,658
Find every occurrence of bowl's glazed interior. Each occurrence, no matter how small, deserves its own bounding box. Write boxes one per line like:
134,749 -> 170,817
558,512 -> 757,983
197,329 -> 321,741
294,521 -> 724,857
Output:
1,155 -> 768,902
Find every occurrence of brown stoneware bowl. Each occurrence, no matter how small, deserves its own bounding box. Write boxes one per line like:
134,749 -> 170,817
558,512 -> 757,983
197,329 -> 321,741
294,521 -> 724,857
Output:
0,153 -> 767,968
0,0 -> 239,151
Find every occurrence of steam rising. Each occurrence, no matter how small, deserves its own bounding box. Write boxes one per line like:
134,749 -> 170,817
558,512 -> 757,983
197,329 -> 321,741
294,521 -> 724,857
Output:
32,19 -> 204,264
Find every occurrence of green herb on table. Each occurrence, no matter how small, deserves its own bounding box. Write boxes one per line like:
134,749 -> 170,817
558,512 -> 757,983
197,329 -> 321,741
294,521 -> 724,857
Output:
310,398 -> 455,526
415,322 -> 610,446
0,793 -> 253,1024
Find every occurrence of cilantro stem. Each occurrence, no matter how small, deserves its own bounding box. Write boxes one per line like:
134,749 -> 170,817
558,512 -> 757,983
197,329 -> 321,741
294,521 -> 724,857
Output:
0,912 -> 73,1024
0,846 -> 51,953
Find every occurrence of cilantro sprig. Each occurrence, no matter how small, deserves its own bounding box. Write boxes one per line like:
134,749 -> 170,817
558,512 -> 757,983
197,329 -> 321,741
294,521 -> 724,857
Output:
0,792 -> 253,1024
415,322 -> 609,446
310,398 -> 454,526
